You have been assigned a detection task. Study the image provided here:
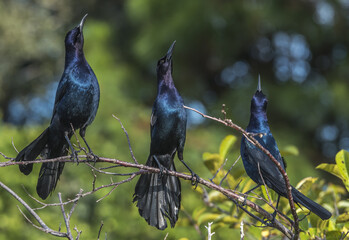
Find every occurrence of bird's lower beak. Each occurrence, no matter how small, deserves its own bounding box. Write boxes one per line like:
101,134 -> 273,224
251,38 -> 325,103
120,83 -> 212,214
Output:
79,14 -> 88,32
166,41 -> 176,61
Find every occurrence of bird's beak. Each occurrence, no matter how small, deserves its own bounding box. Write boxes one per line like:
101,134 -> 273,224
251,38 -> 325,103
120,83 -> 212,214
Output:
79,14 -> 88,32
257,74 -> 262,92
166,40 -> 176,61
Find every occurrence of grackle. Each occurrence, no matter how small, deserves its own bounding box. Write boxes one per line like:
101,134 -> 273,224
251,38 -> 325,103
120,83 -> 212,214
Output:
133,41 -> 199,230
240,76 -> 331,220
15,14 -> 100,200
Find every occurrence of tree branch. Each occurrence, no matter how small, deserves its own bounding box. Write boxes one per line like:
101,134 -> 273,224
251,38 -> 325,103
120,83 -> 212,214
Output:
183,105 -> 300,239
0,154 -> 294,238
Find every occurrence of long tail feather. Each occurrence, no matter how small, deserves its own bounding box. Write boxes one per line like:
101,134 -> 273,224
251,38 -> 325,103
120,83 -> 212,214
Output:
36,131 -> 69,200
292,187 -> 331,220
133,155 -> 181,230
15,128 -> 49,175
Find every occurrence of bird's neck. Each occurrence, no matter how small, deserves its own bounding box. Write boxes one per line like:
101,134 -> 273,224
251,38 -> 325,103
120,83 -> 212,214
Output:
157,75 -> 175,94
65,48 -> 85,68
247,111 -> 270,133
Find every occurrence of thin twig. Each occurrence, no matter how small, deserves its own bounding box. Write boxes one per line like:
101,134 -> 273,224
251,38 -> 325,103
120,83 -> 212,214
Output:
257,162 -> 272,204
209,157 -> 229,183
112,114 -> 138,164
97,221 -> 104,240
205,222 -> 215,240
220,155 -> 241,186
1,181 -> 68,238
58,193 -> 73,240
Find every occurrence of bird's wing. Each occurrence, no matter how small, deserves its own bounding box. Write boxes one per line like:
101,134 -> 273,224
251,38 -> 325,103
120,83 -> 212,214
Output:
51,74 -> 71,122
243,136 -> 287,194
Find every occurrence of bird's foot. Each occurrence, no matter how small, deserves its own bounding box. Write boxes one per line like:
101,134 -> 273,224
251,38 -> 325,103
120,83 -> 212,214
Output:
70,150 -> 80,164
87,151 -> 99,164
270,210 -> 277,222
157,164 -> 168,179
190,172 -> 200,189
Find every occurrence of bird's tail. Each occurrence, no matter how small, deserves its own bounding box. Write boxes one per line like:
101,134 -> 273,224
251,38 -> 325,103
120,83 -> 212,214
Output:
36,131 -> 70,200
133,155 -> 181,230
15,128 -> 50,175
292,187 -> 331,220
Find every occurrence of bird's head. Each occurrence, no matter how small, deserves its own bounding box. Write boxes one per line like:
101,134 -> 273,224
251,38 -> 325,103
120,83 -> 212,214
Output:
251,75 -> 268,113
65,14 -> 88,52
157,41 -> 176,78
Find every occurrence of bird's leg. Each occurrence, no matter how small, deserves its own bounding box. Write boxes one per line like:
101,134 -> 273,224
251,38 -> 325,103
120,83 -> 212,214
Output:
153,155 -> 167,178
265,195 -> 294,225
271,194 -> 281,220
64,132 -> 79,163
178,152 -> 200,188
79,128 -> 98,162
242,184 -> 261,206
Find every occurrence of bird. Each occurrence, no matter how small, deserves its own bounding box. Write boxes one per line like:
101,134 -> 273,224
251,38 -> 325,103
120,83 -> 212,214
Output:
240,76 -> 331,220
15,14 -> 100,200
133,41 -> 199,230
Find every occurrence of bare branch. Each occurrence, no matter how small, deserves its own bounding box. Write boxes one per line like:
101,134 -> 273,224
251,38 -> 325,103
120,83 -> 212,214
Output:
0,181 -> 68,238
59,193 -> 73,240
112,114 -> 138,164
97,221 -> 104,240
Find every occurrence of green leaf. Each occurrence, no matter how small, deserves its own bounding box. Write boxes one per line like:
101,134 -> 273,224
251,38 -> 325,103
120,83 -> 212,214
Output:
316,163 -> 343,180
203,152 -> 221,162
197,213 -> 221,225
336,212 -> 349,223
203,152 -> 222,172
219,135 -> 237,160
295,177 -> 318,194
280,145 -> 299,156
326,231 -> 343,240
208,190 -> 227,203
299,214 -> 309,231
192,207 -> 207,221
335,150 -> 349,191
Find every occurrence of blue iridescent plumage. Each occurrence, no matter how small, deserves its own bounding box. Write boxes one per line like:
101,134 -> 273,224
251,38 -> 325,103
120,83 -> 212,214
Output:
15,14 -> 100,200
134,41 -> 198,230
241,77 -> 331,220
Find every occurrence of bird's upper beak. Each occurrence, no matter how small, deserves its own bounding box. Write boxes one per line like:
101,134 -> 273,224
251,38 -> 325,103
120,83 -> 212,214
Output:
166,41 -> 176,61
257,75 -> 262,92
79,14 -> 88,33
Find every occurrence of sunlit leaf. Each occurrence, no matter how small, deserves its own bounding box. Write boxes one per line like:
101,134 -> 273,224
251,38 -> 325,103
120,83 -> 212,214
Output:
337,200 -> 349,209
295,177 -> 318,194
336,212 -> 349,223
220,216 -> 238,224
192,207 -> 207,221
219,135 -> 237,160
316,163 -> 343,180
335,150 -> 349,192
197,213 -> 222,225
203,152 -> 222,172
208,190 -> 227,203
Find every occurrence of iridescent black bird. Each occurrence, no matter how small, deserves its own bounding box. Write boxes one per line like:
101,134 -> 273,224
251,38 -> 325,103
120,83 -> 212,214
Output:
240,77 -> 331,220
133,41 -> 198,230
15,14 -> 100,200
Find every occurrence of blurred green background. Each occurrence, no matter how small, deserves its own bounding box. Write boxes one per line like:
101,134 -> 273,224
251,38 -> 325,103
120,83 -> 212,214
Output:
0,0 -> 348,239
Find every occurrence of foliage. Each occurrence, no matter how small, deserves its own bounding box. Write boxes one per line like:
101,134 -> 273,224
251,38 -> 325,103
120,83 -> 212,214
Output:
190,136 -> 348,240
0,0 -> 348,239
